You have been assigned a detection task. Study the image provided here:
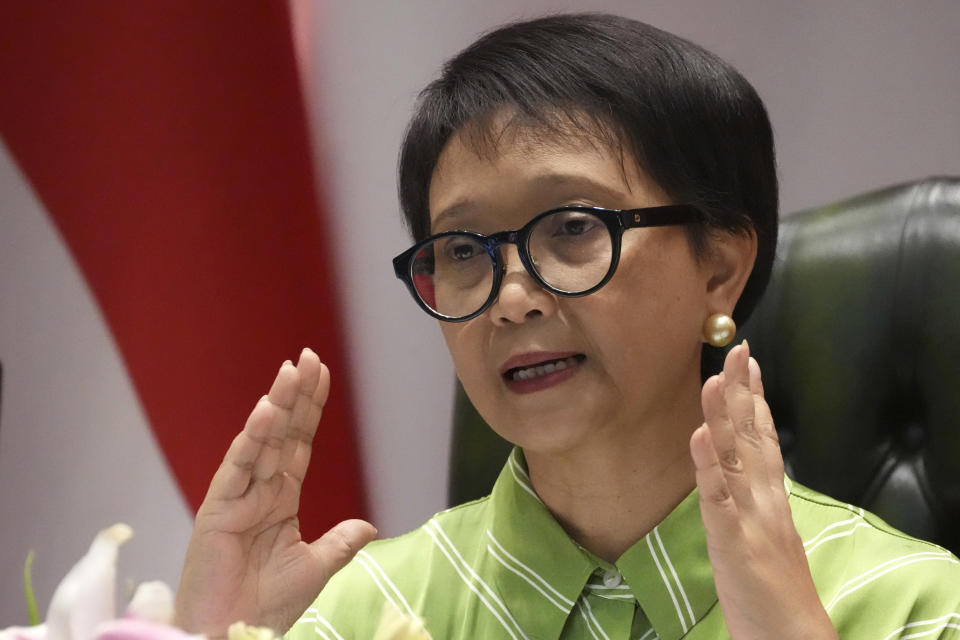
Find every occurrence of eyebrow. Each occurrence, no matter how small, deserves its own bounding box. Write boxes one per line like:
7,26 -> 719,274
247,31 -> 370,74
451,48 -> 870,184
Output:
430,173 -> 631,232
431,200 -> 479,233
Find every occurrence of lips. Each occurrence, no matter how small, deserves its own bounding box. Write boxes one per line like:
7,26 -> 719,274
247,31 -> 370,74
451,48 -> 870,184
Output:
504,355 -> 584,381
500,352 -> 586,393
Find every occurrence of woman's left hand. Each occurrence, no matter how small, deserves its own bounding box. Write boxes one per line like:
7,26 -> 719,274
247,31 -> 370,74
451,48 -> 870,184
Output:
689,341 -> 838,640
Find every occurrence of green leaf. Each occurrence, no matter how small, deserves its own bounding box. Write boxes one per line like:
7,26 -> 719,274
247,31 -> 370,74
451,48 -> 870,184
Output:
24,550 -> 39,626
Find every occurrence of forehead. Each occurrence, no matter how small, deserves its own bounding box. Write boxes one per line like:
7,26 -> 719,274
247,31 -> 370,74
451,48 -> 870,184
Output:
439,110 -> 624,176
428,115 -> 667,229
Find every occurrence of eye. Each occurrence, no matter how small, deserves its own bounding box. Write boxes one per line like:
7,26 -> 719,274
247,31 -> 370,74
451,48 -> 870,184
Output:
552,213 -> 600,237
449,241 -> 477,261
435,235 -> 485,265
559,218 -> 588,235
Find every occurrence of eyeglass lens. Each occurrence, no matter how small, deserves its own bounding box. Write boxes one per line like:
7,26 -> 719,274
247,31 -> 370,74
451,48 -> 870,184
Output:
409,209 -> 614,318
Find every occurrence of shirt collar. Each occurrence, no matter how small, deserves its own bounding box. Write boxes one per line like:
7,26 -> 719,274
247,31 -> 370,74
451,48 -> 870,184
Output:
487,447 -> 718,640
615,486 -> 717,640
487,449 -> 596,638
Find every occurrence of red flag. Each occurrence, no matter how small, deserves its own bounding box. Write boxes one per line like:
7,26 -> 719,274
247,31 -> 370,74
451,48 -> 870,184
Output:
0,1 -> 367,539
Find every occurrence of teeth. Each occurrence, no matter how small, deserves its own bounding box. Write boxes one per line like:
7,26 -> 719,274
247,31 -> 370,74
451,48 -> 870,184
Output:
510,356 -> 577,381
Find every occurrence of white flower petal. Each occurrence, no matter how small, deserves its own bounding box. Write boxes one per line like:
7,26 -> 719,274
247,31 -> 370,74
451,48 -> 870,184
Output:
126,581 -> 175,624
0,624 -> 48,640
45,523 -> 133,640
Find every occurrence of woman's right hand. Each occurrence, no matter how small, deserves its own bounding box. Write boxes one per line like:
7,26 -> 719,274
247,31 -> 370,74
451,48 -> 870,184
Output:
173,348 -> 377,636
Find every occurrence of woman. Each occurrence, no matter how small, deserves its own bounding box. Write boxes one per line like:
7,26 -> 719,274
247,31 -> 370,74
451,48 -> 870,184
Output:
175,14 -> 960,639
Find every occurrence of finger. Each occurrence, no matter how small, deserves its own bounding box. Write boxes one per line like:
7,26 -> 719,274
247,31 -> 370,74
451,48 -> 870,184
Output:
280,348 -> 322,471
251,361 -> 299,480
286,361 -> 330,484
308,519 -> 378,587
748,356 -> 786,491
205,395 -> 275,502
701,372 -> 751,504
723,341 -> 768,487
748,355 -> 766,399
690,423 -> 739,533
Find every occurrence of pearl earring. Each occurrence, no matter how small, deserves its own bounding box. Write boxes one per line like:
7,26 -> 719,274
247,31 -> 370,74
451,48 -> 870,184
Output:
703,313 -> 736,348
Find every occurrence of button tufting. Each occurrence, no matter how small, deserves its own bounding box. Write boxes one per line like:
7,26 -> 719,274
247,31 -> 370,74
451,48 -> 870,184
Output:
900,423 -> 925,452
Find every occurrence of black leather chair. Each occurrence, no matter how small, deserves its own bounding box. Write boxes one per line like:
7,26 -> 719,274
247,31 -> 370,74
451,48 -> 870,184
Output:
448,177 -> 960,556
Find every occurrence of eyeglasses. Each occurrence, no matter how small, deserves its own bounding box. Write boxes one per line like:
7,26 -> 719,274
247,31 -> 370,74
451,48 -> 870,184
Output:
392,204 -> 702,322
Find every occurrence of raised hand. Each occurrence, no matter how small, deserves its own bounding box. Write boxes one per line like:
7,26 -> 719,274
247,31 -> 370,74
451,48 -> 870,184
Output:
689,342 -> 837,640
174,348 -> 377,636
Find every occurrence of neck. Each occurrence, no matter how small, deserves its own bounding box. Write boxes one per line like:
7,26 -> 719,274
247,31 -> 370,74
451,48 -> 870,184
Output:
524,401 -> 701,563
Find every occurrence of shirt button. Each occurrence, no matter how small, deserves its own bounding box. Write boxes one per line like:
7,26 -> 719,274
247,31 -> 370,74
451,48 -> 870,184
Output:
602,569 -> 622,588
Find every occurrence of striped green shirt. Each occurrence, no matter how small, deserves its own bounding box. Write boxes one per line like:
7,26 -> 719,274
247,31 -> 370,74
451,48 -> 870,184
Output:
288,449 -> 960,639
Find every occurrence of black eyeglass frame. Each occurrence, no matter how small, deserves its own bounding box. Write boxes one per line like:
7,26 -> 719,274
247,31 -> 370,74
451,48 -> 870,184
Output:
392,204 -> 703,322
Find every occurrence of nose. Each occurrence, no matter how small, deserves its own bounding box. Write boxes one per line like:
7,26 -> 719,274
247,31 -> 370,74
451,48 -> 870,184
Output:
489,246 -> 557,325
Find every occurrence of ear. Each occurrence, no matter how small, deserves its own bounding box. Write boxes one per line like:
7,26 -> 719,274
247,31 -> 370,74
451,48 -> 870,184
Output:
702,227 -> 758,315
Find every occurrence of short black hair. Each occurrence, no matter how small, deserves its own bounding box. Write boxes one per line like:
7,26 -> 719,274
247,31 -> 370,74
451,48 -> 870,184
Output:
399,12 -> 778,336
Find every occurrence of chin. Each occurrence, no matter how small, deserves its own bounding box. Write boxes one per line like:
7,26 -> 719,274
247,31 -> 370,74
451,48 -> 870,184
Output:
489,410 -> 601,457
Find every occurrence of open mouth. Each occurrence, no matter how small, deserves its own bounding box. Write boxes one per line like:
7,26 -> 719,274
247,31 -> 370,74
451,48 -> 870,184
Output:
504,354 -> 586,381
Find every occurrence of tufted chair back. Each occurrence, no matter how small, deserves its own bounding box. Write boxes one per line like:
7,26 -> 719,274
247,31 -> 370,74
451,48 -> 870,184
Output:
447,177 -> 960,555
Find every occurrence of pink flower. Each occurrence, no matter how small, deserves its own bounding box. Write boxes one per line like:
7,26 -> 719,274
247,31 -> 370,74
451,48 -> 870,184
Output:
93,618 -> 200,640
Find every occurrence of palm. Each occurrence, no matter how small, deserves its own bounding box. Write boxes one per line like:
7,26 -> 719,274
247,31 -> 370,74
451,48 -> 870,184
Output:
690,343 -> 836,640
175,350 -> 376,635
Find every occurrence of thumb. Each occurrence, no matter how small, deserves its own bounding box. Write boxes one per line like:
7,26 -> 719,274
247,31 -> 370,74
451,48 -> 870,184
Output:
309,519 -> 378,583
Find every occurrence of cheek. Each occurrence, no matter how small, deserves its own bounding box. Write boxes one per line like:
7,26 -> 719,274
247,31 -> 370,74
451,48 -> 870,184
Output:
440,321 -> 519,435
618,233 -> 707,312
589,245 -> 707,365
440,322 -> 489,389
439,323 -> 466,369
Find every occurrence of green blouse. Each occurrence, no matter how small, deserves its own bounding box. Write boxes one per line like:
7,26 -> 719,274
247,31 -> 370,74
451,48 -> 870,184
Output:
287,449 -> 960,639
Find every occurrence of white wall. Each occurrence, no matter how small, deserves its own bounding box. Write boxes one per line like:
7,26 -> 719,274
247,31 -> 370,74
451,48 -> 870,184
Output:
303,0 -> 960,538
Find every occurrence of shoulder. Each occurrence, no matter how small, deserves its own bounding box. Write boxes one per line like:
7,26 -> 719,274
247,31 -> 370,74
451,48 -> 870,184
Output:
285,496 -> 493,640
788,481 -> 960,638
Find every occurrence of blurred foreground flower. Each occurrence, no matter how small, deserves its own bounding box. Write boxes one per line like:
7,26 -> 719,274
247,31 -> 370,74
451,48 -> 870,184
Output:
226,622 -> 280,640
372,604 -> 432,640
3,524 -> 406,640
0,524 -> 206,640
